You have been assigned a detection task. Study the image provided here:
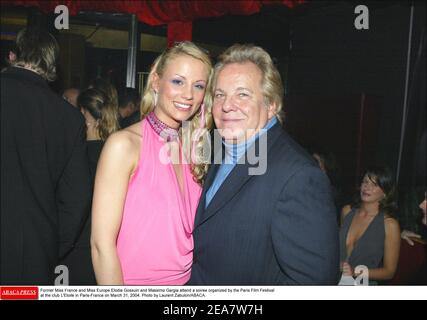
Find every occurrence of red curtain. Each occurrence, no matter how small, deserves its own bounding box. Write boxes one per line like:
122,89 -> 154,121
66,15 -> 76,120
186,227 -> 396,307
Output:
167,21 -> 192,48
2,0 -> 305,45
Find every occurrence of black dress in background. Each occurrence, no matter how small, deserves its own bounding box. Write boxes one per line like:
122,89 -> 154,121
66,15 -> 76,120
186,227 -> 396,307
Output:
60,140 -> 104,285
87,140 -> 104,180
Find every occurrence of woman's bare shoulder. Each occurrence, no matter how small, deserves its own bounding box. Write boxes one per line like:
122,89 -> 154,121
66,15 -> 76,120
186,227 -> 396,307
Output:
123,122 -> 143,139
106,123 -> 142,149
100,122 -> 143,165
384,215 -> 400,235
384,214 -> 400,226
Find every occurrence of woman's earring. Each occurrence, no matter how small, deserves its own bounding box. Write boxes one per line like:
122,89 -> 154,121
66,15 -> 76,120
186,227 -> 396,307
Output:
153,91 -> 158,107
199,103 -> 205,127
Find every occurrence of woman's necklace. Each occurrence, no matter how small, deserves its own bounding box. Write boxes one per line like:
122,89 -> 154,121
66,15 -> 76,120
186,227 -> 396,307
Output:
146,111 -> 179,142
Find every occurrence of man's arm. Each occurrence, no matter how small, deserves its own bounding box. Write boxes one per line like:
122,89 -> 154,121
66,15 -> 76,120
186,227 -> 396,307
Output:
271,165 -> 340,284
56,121 -> 92,258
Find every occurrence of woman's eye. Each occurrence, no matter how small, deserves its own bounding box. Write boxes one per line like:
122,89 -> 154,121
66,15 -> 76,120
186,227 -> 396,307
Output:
195,84 -> 205,90
172,79 -> 183,85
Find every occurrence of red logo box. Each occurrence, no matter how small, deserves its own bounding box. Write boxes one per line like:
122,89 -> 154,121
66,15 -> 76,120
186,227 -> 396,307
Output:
0,287 -> 39,300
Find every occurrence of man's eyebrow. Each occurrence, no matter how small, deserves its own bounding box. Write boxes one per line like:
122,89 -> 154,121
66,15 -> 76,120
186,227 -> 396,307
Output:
236,87 -> 253,93
214,88 -> 225,93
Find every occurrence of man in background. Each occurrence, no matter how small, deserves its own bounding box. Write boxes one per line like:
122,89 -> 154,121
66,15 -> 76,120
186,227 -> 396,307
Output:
1,28 -> 91,284
118,87 -> 141,128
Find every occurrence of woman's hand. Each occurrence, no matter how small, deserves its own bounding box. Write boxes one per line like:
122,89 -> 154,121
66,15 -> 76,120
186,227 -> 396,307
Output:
342,262 -> 354,277
401,229 -> 421,246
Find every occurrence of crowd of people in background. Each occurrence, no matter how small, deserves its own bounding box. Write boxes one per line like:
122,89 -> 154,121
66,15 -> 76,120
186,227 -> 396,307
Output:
1,27 -> 426,286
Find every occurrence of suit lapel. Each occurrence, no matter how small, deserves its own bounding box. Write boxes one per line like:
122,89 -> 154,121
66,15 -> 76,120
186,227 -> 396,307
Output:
195,122 -> 284,228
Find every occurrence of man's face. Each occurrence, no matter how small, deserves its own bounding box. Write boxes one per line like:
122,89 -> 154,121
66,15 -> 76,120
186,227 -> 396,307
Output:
63,88 -> 80,108
212,62 -> 275,144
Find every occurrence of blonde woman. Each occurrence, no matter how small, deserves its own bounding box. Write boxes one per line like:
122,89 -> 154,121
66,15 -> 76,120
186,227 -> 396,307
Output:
91,42 -> 212,285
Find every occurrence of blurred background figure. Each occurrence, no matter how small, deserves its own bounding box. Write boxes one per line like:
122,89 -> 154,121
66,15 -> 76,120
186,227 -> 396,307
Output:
1,44 -> 17,72
1,27 -> 91,284
310,147 -> 344,214
421,191 -> 426,226
88,77 -> 119,115
118,87 -> 141,129
78,87 -> 119,176
60,87 -> 119,284
401,229 -> 423,246
62,87 -> 81,108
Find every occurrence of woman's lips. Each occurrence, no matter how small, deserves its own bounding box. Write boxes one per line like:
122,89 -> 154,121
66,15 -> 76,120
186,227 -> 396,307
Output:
174,102 -> 192,110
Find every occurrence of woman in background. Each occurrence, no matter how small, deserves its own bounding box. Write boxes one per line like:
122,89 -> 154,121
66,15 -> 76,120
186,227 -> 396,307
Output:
79,88 -> 120,178
339,166 -> 401,284
61,87 -> 119,284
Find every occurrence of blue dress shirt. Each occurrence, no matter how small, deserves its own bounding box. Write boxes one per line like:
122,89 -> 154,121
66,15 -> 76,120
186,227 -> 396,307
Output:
205,116 -> 278,208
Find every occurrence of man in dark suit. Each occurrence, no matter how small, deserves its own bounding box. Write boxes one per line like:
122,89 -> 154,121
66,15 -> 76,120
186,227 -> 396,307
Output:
189,44 -> 340,285
1,28 -> 91,284
118,87 -> 141,129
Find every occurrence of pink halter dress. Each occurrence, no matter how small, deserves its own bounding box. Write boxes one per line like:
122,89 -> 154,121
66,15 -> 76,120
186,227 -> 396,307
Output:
116,118 -> 201,285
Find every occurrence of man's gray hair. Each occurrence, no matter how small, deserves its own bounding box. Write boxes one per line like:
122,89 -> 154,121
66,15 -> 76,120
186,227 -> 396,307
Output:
212,44 -> 285,123
13,28 -> 59,82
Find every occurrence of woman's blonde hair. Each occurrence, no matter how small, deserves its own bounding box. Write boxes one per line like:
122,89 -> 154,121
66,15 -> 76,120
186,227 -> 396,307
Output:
140,41 -> 213,184
78,88 -> 119,141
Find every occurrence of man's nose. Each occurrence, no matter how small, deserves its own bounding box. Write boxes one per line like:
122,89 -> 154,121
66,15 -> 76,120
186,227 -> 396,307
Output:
222,96 -> 237,112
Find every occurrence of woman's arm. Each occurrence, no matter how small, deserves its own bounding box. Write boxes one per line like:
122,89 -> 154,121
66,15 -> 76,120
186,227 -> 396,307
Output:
340,204 -> 352,226
91,131 -> 139,285
366,217 -> 401,281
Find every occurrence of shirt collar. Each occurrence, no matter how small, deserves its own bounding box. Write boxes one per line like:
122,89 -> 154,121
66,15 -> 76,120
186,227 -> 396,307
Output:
223,116 -> 278,163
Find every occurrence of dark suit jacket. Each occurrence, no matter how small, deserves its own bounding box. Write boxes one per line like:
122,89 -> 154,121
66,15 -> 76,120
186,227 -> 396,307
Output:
189,123 -> 340,285
119,110 -> 141,129
1,67 -> 92,285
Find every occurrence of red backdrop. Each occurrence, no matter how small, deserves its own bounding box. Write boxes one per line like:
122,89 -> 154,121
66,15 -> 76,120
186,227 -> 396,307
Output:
2,0 -> 305,46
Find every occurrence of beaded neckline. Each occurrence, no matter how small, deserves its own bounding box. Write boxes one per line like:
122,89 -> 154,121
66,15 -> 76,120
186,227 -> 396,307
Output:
146,111 -> 179,142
